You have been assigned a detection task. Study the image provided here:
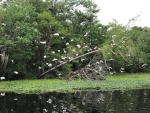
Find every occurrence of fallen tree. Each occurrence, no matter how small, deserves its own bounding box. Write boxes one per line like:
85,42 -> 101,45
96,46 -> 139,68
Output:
38,49 -> 110,80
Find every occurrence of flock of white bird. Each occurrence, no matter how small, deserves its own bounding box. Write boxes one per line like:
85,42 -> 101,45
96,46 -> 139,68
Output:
1,32 -> 147,80
37,32 -> 99,71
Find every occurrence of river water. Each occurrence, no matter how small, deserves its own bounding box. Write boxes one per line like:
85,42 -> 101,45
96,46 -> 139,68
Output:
0,89 -> 150,113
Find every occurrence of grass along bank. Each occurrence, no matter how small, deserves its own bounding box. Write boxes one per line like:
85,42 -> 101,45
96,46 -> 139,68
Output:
0,73 -> 150,94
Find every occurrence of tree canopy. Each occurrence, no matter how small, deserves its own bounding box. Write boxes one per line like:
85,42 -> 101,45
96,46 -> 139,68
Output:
0,0 -> 149,80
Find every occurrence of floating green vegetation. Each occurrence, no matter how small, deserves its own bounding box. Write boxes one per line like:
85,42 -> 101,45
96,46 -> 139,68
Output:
0,73 -> 150,94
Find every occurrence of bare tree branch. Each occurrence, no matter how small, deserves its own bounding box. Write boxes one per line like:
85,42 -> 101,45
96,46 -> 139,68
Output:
82,69 -> 90,80
126,14 -> 141,27
37,49 -> 100,78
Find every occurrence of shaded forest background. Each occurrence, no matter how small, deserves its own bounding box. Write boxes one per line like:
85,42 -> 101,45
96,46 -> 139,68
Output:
0,0 -> 149,80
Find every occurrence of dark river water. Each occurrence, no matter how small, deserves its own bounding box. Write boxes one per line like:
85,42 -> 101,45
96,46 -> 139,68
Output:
0,89 -> 150,113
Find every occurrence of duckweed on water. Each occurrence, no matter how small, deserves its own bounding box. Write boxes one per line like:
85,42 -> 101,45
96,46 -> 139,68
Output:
0,73 -> 150,94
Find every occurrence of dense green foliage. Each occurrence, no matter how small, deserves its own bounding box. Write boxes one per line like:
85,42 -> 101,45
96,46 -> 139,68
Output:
101,20 -> 150,74
0,0 -> 149,80
0,0 -> 104,79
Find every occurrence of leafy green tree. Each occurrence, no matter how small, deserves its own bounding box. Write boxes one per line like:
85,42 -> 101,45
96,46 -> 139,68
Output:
34,0 -> 107,78
0,0 -> 107,79
126,26 -> 150,72
0,0 -> 40,79
102,21 -> 150,73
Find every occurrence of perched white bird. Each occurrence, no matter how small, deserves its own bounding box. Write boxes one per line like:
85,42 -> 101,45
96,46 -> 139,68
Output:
58,73 -> 62,76
0,93 -> 5,96
112,35 -> 116,38
48,63 -> 52,67
81,58 -> 85,62
2,23 -> 6,26
83,46 -> 88,48
87,64 -> 90,67
43,109 -> 48,112
76,44 -> 81,48
94,46 -> 97,50
72,49 -> 75,52
68,57 -> 73,60
96,62 -> 100,64
53,33 -> 59,36
59,61 -> 64,63
120,70 -> 124,73
127,54 -> 131,57
122,41 -> 125,43
47,99 -> 52,104
11,60 -> 14,63
44,55 -> 46,58
66,42 -> 69,45
63,49 -> 67,53
99,27 -> 102,29
52,51 -> 55,54
52,58 -> 58,61
13,71 -> 18,74
14,98 -> 18,100
61,37 -> 64,39
107,67 -> 112,69
61,56 -> 67,60
109,72 -> 114,75
120,68 -> 124,70
99,66 -> 102,71
40,41 -> 46,44
0,77 -> 5,80
84,32 -> 88,37
107,27 -> 113,31
100,60 -> 103,63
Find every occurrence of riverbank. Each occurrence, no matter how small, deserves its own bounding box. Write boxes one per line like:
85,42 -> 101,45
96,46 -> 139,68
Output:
0,73 -> 150,94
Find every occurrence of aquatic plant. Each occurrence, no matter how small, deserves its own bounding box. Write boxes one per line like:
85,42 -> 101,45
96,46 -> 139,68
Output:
0,73 -> 150,94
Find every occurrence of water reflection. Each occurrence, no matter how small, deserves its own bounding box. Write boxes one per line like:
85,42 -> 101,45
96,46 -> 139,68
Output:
0,89 -> 150,113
